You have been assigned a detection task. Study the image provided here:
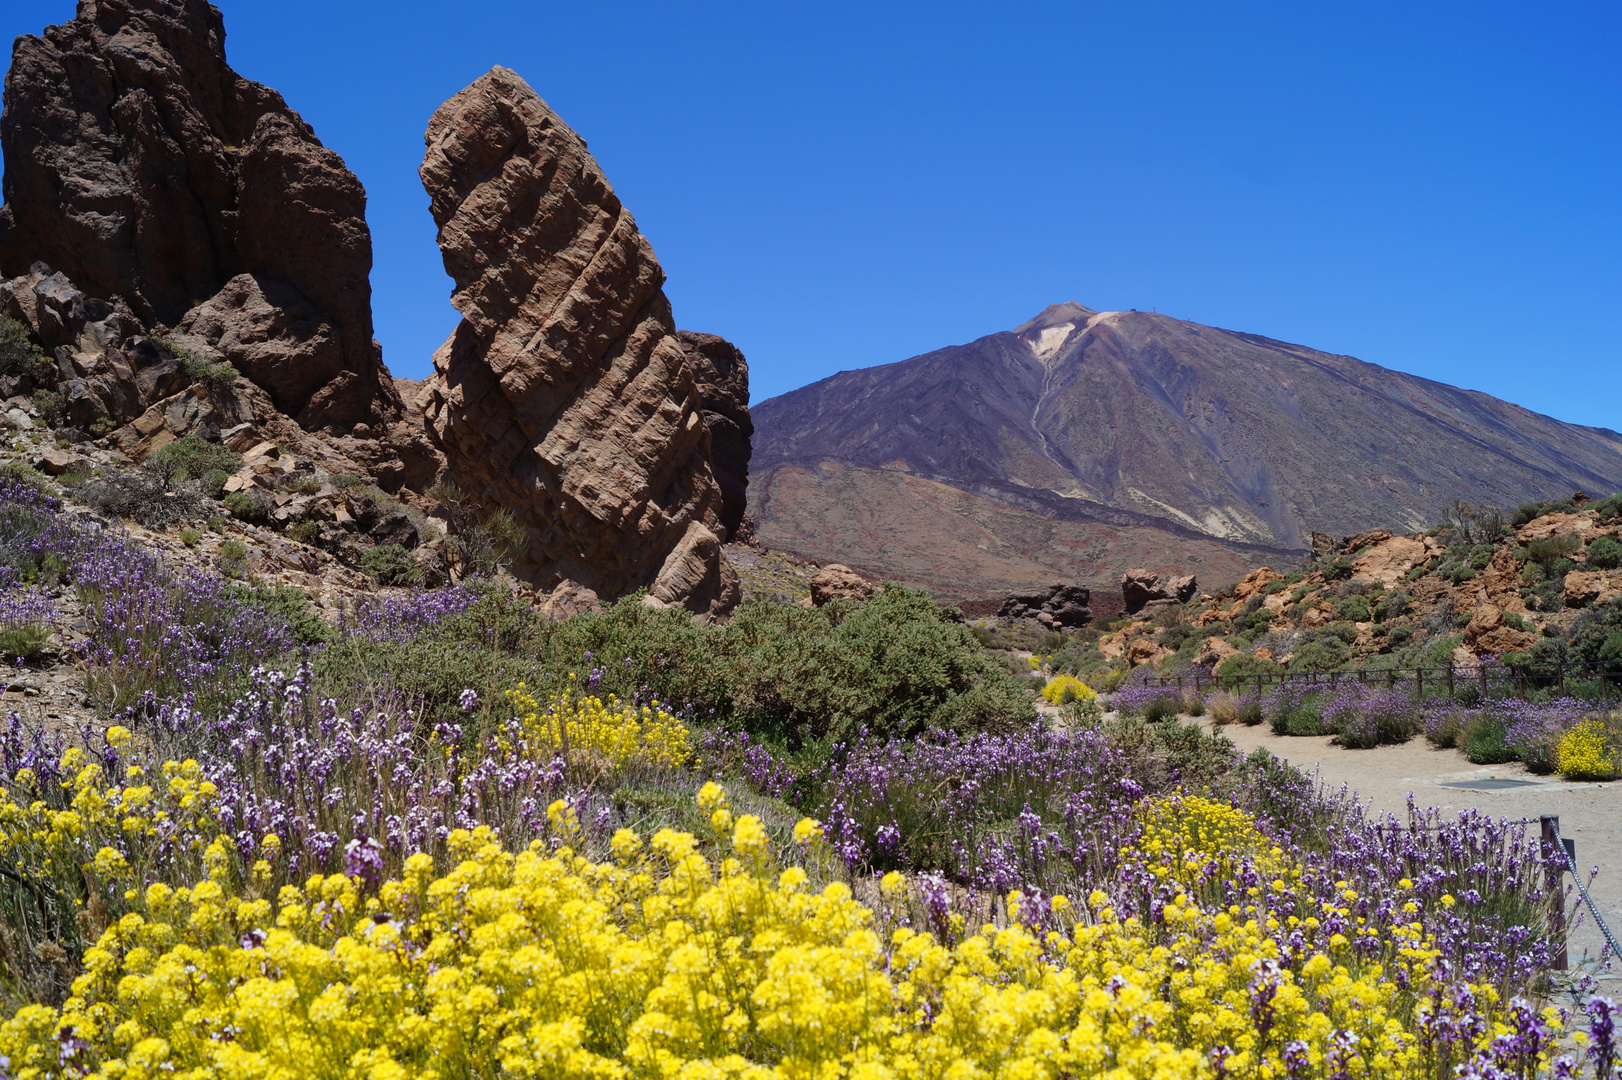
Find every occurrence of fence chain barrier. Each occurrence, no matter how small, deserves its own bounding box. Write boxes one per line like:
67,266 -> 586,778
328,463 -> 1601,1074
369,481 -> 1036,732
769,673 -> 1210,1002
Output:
1549,816 -> 1621,963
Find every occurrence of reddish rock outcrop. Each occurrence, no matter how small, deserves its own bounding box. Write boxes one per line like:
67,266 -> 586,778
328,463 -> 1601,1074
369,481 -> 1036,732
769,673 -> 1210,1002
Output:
0,0 -> 404,436
1122,568 -> 1198,615
677,331 -> 753,540
416,67 -> 736,616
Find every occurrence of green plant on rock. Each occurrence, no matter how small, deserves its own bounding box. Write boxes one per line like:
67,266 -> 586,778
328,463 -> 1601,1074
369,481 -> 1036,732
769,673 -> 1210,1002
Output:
360,542 -> 422,586
147,435 -> 240,485
1587,534 -> 1622,570
223,491 -> 269,524
216,539 -> 250,579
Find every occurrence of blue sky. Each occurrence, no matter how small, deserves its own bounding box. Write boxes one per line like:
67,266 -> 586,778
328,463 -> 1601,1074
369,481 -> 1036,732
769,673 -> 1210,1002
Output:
3,1 -> 1619,426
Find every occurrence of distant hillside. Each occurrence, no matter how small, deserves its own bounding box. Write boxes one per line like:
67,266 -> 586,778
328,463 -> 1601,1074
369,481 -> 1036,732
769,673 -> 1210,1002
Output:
750,302 -> 1622,597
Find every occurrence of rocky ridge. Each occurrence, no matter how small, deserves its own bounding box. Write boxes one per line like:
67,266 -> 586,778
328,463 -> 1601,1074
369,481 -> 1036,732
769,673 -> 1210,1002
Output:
1085,493 -> 1622,678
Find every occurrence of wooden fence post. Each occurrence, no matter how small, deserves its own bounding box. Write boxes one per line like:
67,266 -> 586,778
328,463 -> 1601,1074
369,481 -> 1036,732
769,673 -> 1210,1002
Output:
1541,815 -> 1568,971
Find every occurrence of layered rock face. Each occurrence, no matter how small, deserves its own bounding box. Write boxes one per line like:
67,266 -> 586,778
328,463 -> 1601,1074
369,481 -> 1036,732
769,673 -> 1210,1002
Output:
0,0 -> 406,437
417,67 -> 737,616
0,0 -> 439,490
676,331 -> 753,539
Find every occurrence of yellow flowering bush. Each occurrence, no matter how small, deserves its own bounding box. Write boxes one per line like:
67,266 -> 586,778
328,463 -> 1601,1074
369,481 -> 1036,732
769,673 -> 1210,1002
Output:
1042,673 -> 1097,704
0,787 -> 1557,1080
1556,716 -> 1620,780
505,683 -> 691,770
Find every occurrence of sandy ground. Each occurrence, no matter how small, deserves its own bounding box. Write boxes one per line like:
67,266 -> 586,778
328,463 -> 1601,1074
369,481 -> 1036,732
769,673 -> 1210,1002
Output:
1194,715 -> 1621,978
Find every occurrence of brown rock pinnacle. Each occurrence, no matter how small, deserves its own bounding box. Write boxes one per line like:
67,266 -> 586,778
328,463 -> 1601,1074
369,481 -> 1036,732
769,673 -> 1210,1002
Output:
417,66 -> 738,616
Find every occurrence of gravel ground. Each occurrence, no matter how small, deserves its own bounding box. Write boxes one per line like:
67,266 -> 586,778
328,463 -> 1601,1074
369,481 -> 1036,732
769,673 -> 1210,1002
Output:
1196,715 -> 1622,983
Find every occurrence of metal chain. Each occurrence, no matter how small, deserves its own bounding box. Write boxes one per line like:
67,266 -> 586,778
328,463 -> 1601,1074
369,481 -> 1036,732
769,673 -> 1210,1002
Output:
1551,818 -> 1622,962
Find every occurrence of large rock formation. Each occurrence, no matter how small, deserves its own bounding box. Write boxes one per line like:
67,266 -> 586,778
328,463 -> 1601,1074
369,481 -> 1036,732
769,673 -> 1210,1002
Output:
1122,568 -> 1198,616
416,66 -> 737,616
0,0 -> 438,490
1,1 -> 400,432
677,330 -> 752,539
998,582 -> 1092,628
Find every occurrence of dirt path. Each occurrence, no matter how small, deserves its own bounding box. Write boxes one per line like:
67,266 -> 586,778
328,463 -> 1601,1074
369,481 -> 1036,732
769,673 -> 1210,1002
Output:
1194,716 -> 1622,975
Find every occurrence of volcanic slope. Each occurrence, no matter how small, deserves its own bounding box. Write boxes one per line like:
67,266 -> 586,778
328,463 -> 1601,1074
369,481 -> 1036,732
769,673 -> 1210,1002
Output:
750,302 -> 1622,598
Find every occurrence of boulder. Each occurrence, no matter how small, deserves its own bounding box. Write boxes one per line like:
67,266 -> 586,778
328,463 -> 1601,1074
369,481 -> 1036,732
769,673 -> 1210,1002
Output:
676,331 -> 753,541
1122,568 -> 1198,614
1349,534 -> 1427,587
809,564 -> 877,606
415,66 -> 735,617
1463,603 -> 1537,656
1229,567 -> 1281,602
997,582 -> 1092,627
1564,569 -> 1622,609
1195,636 -> 1240,669
0,0 -> 412,439
31,448 -> 86,475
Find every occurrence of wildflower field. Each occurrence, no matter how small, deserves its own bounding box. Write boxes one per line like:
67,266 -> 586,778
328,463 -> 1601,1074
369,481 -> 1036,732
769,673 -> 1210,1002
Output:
0,466 -> 1618,1078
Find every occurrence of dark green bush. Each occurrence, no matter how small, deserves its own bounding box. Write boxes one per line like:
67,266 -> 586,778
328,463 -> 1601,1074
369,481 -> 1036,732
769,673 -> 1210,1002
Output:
1286,634 -> 1350,673
1528,533 -> 1581,566
1511,502 -> 1544,527
1334,595 -> 1371,622
223,491 -> 269,523
314,585 -> 1032,750
720,585 -> 1033,747
1587,534 -> 1622,570
147,435 -> 240,484
360,543 -> 422,587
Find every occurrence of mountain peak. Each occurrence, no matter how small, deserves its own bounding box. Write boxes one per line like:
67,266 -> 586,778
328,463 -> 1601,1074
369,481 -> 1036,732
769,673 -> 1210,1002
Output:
1013,301 -> 1100,362
1013,301 -> 1097,334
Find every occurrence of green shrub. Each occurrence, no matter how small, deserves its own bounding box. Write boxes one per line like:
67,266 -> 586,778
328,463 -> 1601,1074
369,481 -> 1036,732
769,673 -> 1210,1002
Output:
1334,595 -> 1371,622
360,543 -> 422,586
223,491 -> 269,523
179,528 -> 202,548
314,585 -> 1033,750
147,435 -> 240,483
0,625 -> 49,665
1590,493 -> 1622,521
200,469 -> 230,499
1214,652 -> 1285,682
1587,534 -> 1622,570
207,515 -> 226,533
229,582 -> 331,646
333,474 -> 366,490
31,390 -> 65,429
720,585 -> 1033,747
286,521 -> 321,545
1527,533 -> 1581,566
159,337 -> 239,391
217,539 -> 250,579
1463,711 -> 1516,764
1510,502 -> 1545,527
